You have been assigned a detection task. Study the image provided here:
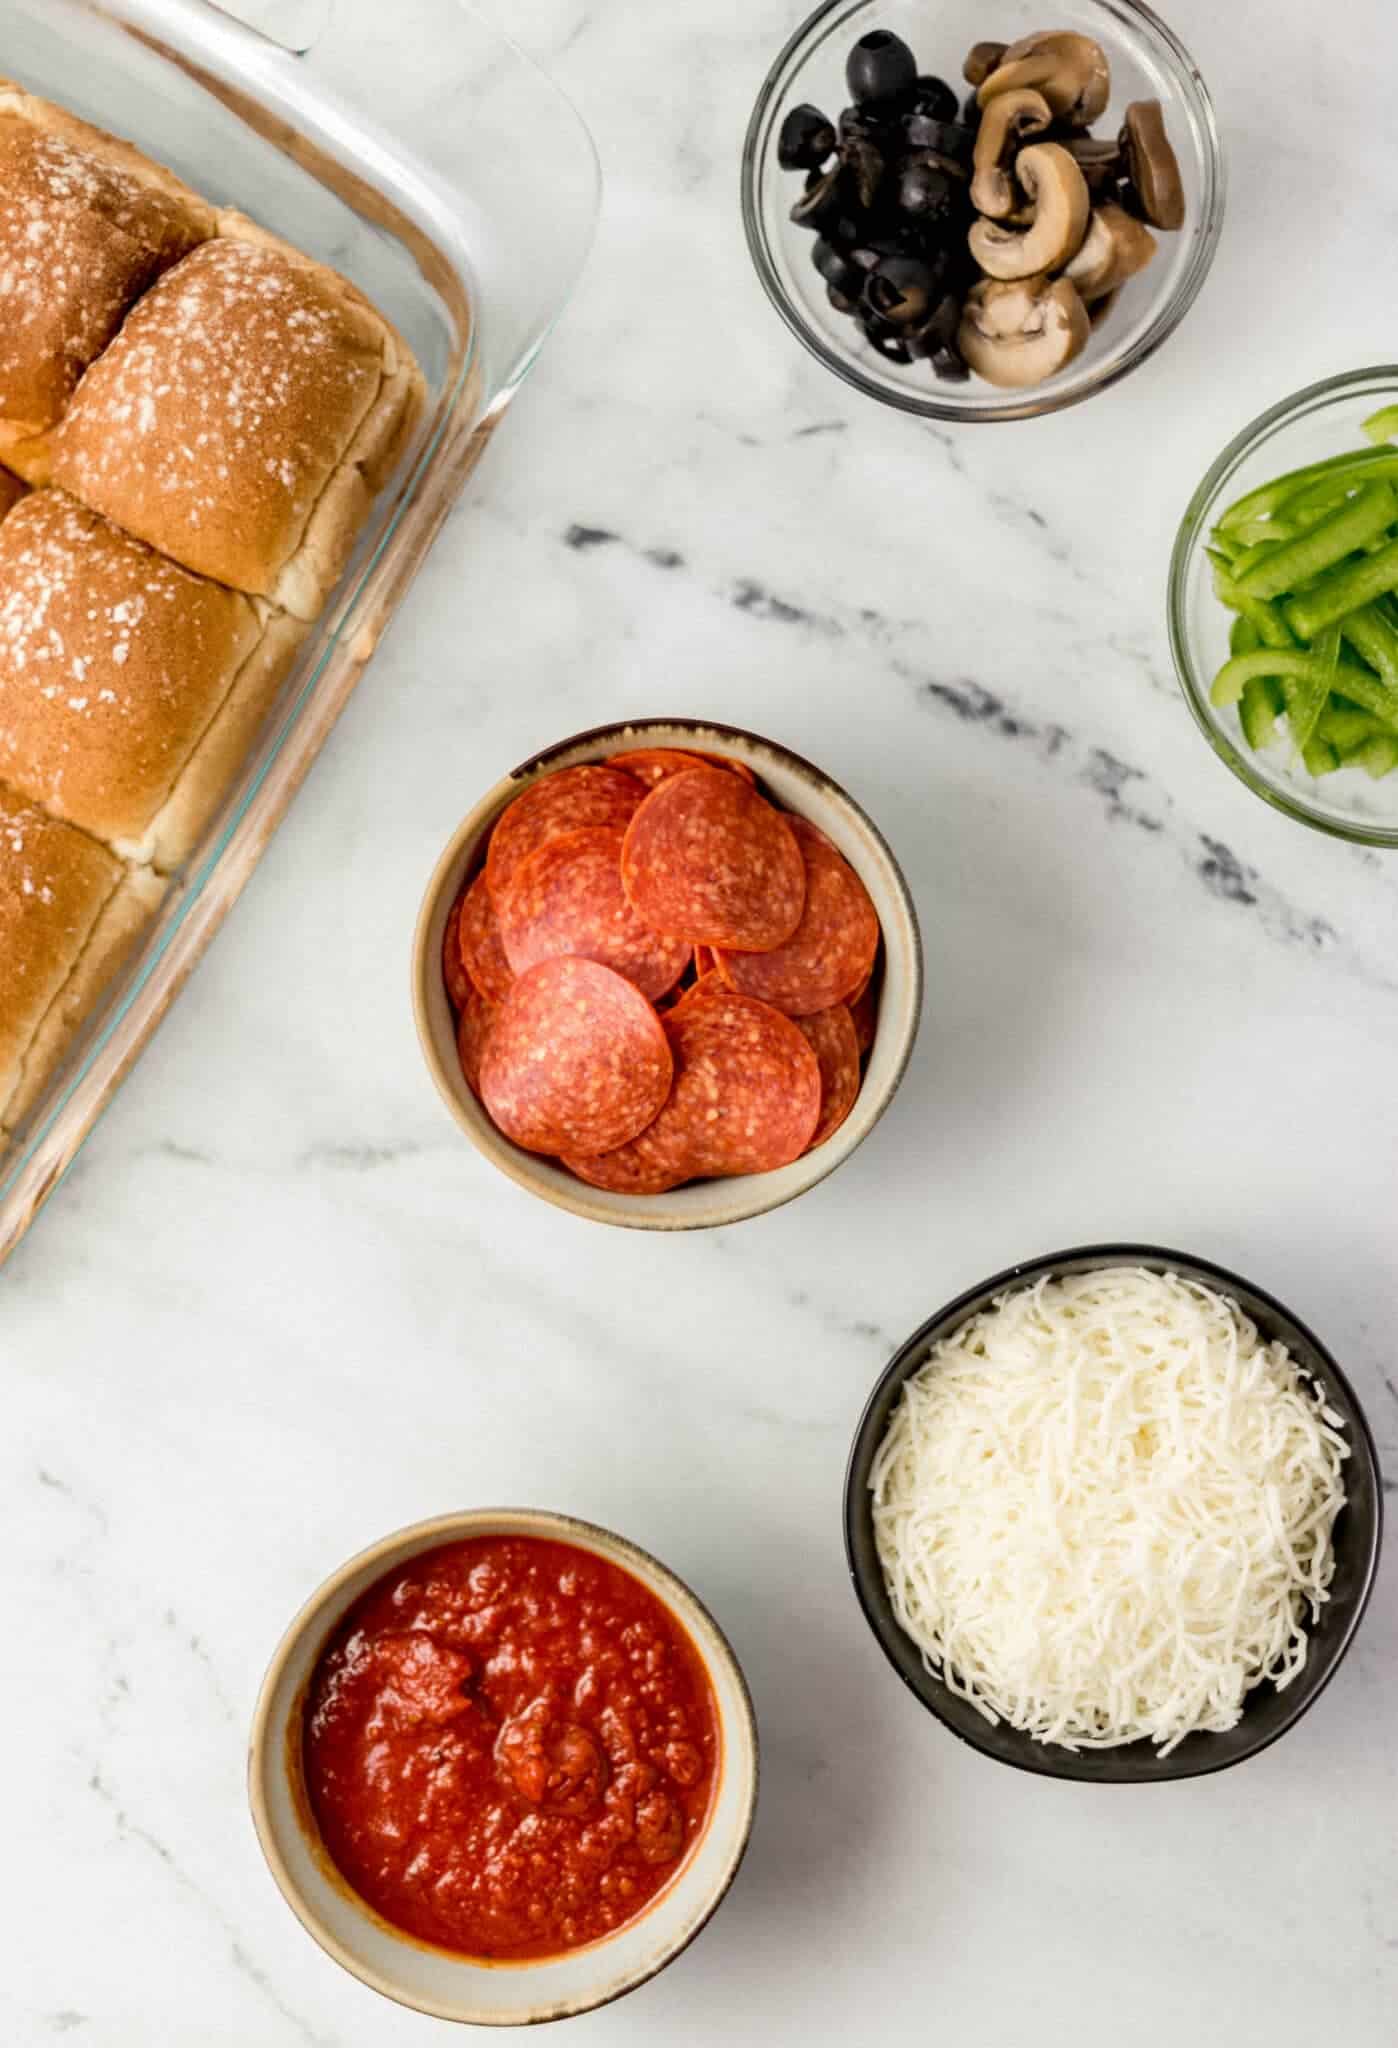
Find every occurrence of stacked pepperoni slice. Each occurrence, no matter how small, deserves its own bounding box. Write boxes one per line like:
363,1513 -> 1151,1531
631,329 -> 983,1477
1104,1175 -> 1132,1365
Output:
441,748 -> 883,1194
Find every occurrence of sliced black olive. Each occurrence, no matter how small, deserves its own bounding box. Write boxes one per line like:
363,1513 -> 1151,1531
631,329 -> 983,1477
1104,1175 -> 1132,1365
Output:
855,220 -> 931,263
865,254 -> 935,327
846,29 -> 918,106
837,105 -> 893,149
789,164 -> 847,231
912,74 -> 960,121
897,158 -> 958,224
811,235 -> 864,297
905,290 -> 960,358
861,323 -> 914,366
901,112 -> 975,162
841,133 -> 886,210
826,284 -> 857,315
929,342 -> 969,382
777,102 -> 837,172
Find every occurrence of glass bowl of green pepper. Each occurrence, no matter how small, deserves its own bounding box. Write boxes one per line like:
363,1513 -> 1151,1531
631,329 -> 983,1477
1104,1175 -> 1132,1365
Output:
1170,367 -> 1398,847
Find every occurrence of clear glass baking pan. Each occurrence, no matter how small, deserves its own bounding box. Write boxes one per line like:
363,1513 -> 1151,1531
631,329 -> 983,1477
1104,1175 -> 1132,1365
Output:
0,0 -> 600,1266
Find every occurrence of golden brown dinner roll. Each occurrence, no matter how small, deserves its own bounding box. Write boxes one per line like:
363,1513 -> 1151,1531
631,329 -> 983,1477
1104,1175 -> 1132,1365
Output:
0,782 -> 163,1129
0,492 -> 306,870
0,82 -> 213,482
51,223 -> 423,618
0,468 -> 25,521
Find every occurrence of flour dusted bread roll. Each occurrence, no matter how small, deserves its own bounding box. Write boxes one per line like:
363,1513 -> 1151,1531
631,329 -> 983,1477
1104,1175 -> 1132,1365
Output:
0,492 -> 306,869
0,784 -> 163,1128
0,83 -> 213,482
51,222 -> 423,618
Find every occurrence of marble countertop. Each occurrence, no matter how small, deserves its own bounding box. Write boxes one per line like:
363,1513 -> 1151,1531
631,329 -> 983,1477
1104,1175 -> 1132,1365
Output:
7,0 -> 1397,2041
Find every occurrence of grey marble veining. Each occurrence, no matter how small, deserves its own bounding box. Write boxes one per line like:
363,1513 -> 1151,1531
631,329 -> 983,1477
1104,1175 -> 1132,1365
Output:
5,1 -> 1397,2043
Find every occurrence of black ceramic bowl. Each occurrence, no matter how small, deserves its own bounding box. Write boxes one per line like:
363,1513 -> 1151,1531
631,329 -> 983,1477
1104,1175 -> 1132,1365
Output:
844,1245 -> 1384,1783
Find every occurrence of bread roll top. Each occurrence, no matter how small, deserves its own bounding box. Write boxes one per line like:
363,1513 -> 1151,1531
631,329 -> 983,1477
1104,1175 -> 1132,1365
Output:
0,491 -> 271,853
0,92 -> 211,468
51,235 -> 391,607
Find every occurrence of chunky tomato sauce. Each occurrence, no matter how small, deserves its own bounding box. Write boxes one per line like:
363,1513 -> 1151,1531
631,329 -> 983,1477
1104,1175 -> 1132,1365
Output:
302,1535 -> 720,1960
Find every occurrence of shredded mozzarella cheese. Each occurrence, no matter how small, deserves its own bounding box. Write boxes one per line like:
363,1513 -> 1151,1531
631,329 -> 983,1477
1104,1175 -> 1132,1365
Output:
870,1268 -> 1350,1753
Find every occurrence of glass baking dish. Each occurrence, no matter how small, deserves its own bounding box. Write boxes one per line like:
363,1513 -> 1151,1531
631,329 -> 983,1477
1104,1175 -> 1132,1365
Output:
0,0 -> 600,1266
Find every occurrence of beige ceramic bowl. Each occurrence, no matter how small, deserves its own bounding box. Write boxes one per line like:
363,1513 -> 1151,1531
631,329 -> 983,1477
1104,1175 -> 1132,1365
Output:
412,718 -> 923,1227
248,1507 -> 759,2027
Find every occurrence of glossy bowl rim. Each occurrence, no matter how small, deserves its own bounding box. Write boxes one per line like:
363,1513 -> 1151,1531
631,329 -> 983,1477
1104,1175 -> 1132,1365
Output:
411,717 -> 925,1231
740,0 -> 1226,423
1168,364 -> 1398,847
248,1506 -> 761,2026
843,1241 -> 1385,1782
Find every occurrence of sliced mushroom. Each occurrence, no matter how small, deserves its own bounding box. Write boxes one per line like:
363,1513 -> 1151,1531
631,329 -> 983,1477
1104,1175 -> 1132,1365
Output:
1120,100 -> 1185,230
977,32 -> 1110,128
1064,202 -> 1157,302
970,87 -> 1052,217
957,275 -> 1090,387
962,40 -> 1008,88
967,142 -> 1089,280
1062,134 -> 1123,195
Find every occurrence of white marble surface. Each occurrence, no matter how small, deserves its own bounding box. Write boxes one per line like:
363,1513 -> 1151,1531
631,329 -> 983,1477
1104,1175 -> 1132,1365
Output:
7,0 -> 1398,2041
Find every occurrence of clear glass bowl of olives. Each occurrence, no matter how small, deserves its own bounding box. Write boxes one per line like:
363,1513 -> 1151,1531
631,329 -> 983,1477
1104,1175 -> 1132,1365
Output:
742,0 -> 1223,421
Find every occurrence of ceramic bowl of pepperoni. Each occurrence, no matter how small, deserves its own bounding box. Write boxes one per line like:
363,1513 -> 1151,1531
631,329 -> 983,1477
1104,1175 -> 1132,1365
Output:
412,718 -> 923,1229
249,1507 -> 759,2025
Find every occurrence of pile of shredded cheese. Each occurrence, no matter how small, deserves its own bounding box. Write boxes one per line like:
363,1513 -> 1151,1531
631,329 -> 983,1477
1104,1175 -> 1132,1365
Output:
871,1268 -> 1350,1753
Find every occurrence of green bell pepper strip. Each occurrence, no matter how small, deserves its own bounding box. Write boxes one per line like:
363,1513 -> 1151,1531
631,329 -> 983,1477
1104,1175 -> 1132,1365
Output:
1339,603 -> 1398,693
1217,445 -> 1398,533
1210,559 -> 1297,648
1239,675 -> 1283,750
1278,456 -> 1398,526
1229,616 -> 1261,656
1355,732 -> 1398,778
1209,647 -> 1338,708
1316,703 -> 1384,750
1284,533 -> 1398,640
1301,737 -> 1340,777
1237,483 -> 1397,600
1287,626 -> 1340,756
1362,404 -> 1398,445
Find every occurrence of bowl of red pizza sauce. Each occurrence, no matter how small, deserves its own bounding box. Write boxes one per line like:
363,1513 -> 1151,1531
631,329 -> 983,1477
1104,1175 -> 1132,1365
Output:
249,1509 -> 759,2025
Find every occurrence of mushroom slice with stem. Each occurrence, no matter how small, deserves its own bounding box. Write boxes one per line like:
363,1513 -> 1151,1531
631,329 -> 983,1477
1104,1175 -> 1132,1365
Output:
1064,202 -> 1157,302
967,142 -> 1089,280
970,87 -> 1052,217
962,40 -> 1008,88
976,32 -> 1110,127
957,275 -> 1090,387
1120,100 -> 1185,230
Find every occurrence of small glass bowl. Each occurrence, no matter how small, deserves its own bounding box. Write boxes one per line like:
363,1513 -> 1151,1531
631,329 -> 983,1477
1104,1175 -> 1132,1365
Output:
1170,368 -> 1398,848
742,0 -> 1223,422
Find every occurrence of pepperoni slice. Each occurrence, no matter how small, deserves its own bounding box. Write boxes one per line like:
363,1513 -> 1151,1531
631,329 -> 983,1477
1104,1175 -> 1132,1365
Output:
495,827 -> 691,1001
457,870 -> 514,1005
564,1122 -> 693,1196
480,957 -> 672,1156
849,977 -> 878,1057
696,751 -> 757,785
487,765 -> 645,903
609,747 -> 714,790
714,819 -> 878,1015
621,769 -> 805,951
565,983 -> 819,1186
442,894 -> 472,1013
456,987 -> 497,1099
795,1004 -> 861,1149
